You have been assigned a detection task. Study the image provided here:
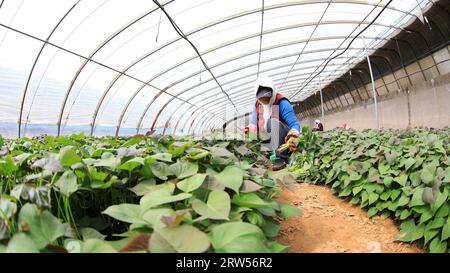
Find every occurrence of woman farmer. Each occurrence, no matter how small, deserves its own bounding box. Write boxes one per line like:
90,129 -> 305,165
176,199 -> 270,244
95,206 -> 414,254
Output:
313,119 -> 324,131
247,75 -> 301,170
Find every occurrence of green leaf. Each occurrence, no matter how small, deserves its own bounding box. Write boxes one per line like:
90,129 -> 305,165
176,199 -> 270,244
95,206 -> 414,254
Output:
390,189 -> 401,201
151,153 -> 173,162
102,204 -> 144,224
94,157 -> 120,170
59,146 -> 82,167
130,179 -> 171,196
378,164 -> 389,175
426,217 -> 446,230
0,156 -> 18,175
240,180 -> 263,193
404,158 -> 416,171
349,171 -> 362,181
140,189 -> 191,211
383,176 -> 393,187
214,166 -> 243,193
367,207 -> 378,218
245,211 -> 265,226
231,193 -> 270,208
380,191 -> 391,201
396,219 -> 425,242
81,239 -> 117,253
209,222 -> 270,253
429,236 -> 447,253
186,148 -> 210,160
150,162 -> 171,180
393,174 -> 408,187
267,241 -> 290,253
149,225 -> 210,253
352,185 -> 364,195
435,202 -> 449,218
14,152 -> 32,166
420,168 -> 434,185
169,160 -> 198,179
399,209 -> 411,220
142,208 -> 174,229
419,207 -> 433,224
368,192 -> 379,205
192,191 -> 230,220
441,221 -> 450,242
424,229 -> 439,246
397,194 -> 410,207
81,228 -> 106,240
278,204 -> 302,218
176,174 -> 207,193
118,157 -> 145,172
55,170 -> 78,197
6,233 -> 39,253
261,219 -> 280,238
89,168 -> 108,182
18,204 -> 65,249
409,188 -> 425,207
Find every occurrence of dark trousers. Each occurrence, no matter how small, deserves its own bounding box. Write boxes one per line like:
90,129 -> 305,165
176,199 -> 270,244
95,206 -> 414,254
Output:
261,118 -> 290,161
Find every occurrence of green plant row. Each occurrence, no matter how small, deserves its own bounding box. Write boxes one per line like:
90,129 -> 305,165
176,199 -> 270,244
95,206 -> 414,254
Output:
289,127 -> 450,253
0,133 -> 300,253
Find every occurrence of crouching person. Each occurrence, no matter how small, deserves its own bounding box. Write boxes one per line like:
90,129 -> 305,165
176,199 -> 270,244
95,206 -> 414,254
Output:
247,76 -> 301,170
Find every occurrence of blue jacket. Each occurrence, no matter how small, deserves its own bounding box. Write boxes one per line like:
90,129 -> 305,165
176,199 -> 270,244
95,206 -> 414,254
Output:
250,99 -> 301,131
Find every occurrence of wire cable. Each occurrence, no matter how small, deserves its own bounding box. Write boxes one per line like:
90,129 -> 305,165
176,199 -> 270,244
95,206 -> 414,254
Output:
289,0 -> 394,100
152,0 -> 239,114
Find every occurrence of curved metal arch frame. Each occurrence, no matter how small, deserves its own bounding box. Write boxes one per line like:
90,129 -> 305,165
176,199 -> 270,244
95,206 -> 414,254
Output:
9,0 -> 421,136
2,1 -> 438,136
70,1 -> 417,136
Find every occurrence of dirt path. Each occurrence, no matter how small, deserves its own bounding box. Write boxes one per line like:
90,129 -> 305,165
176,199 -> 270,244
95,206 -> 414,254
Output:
276,183 -> 423,253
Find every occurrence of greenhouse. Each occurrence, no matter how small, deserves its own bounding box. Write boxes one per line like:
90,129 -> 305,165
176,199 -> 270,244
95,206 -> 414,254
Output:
0,0 -> 449,255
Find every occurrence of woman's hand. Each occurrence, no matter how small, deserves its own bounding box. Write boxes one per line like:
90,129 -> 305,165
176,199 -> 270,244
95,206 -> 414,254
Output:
284,129 -> 300,152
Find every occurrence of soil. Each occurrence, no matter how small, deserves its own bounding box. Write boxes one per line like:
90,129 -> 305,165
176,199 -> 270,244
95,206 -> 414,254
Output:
276,183 -> 424,253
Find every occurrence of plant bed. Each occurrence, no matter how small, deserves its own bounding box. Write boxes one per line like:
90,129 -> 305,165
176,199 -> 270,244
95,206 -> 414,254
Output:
0,133 -> 300,253
289,127 -> 450,253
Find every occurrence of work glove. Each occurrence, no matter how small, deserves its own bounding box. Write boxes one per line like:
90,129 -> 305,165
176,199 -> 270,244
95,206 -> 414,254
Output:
284,129 -> 300,152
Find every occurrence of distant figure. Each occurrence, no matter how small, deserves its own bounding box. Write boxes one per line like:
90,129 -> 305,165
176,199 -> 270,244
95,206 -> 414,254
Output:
340,123 -> 349,130
312,119 -> 324,132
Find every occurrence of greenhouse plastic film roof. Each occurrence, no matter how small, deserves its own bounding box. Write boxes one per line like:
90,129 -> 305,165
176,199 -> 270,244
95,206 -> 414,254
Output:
0,0 -> 434,138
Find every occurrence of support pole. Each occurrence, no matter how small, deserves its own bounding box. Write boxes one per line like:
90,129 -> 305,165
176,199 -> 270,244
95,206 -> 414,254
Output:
359,26 -> 379,129
318,75 -> 325,129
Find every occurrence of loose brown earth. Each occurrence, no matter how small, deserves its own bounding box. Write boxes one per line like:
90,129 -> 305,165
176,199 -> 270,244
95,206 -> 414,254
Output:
277,183 -> 423,253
